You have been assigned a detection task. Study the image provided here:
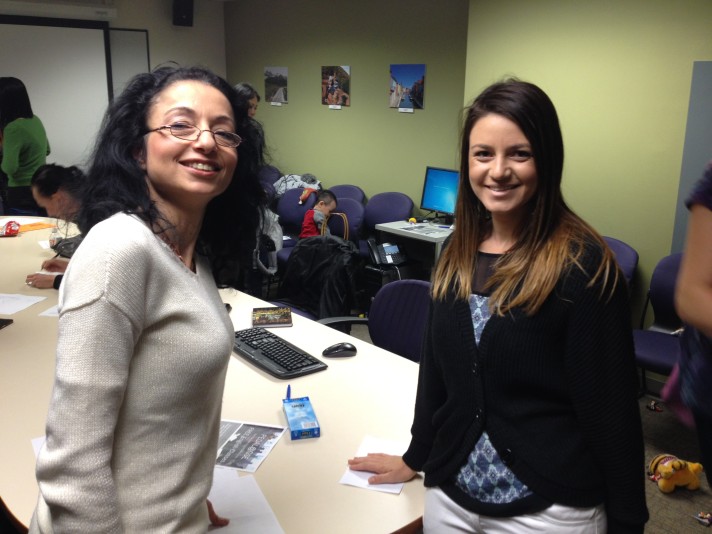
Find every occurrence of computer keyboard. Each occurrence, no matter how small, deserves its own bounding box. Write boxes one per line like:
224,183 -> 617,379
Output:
233,327 -> 328,379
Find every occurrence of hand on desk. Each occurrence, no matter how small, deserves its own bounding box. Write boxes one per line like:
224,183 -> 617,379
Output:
25,272 -> 58,289
347,453 -> 417,485
41,258 -> 70,272
25,258 -> 68,289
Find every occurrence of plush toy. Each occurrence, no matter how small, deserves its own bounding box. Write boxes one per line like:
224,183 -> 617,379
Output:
299,188 -> 318,205
648,453 -> 704,493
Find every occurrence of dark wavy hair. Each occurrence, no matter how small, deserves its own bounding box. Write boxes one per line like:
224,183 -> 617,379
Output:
233,82 -> 267,162
433,78 -> 616,313
234,82 -> 261,107
76,65 -> 265,286
31,163 -> 86,203
0,77 -> 34,129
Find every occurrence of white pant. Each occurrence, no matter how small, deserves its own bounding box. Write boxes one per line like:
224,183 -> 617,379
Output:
424,487 -> 607,534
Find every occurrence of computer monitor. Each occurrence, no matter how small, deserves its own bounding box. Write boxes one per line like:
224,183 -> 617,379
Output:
419,166 -> 459,223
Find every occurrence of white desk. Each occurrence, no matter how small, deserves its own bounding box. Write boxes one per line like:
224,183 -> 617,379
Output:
221,290 -> 424,533
375,220 -> 452,261
0,218 -> 60,528
0,221 -> 425,533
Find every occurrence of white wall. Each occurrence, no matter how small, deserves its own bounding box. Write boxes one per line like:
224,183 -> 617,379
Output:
111,0 -> 227,76
0,22 -> 109,168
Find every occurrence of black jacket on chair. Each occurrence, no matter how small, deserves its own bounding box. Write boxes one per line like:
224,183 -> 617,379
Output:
278,235 -> 360,319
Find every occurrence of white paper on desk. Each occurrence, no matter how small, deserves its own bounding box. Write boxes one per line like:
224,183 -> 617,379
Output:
208,470 -> 284,533
216,421 -> 286,473
40,305 -> 59,317
0,294 -> 46,314
340,435 -> 409,494
32,436 -> 45,457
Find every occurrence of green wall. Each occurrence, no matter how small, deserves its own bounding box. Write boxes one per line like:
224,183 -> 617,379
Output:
225,0 -> 712,317
224,0 -> 469,208
464,0 -> 712,314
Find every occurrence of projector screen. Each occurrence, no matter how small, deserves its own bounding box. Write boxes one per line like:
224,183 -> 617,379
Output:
0,17 -> 110,169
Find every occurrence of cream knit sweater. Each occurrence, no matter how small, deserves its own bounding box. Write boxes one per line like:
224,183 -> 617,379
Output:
31,213 -> 234,533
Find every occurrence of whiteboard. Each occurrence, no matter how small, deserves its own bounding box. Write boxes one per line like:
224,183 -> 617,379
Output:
109,28 -> 150,99
0,19 -> 110,169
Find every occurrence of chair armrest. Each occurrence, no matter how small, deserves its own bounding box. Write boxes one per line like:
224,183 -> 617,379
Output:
318,316 -> 368,327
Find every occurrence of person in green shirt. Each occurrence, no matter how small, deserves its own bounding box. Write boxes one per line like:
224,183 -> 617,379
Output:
0,77 -> 50,215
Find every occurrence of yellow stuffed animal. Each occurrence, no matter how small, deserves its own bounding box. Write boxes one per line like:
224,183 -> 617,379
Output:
648,454 -> 704,493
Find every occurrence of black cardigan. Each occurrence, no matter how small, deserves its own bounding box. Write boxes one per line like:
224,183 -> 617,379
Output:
402,242 -> 648,533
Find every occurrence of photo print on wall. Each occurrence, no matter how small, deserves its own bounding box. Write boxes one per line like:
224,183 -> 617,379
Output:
389,64 -> 425,110
321,66 -> 350,107
265,66 -> 288,104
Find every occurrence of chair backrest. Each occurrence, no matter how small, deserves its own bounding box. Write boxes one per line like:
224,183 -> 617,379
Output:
327,197 -> 365,243
367,279 -> 431,362
603,236 -> 639,288
362,192 -> 414,231
258,164 -> 282,185
646,252 -> 683,332
276,187 -> 317,237
330,184 -> 366,204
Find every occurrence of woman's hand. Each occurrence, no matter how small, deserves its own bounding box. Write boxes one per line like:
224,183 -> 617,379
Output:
347,453 -> 417,485
25,273 -> 58,289
207,499 -> 229,527
41,258 -> 70,273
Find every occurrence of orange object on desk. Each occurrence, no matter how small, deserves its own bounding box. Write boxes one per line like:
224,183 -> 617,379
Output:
18,222 -> 56,233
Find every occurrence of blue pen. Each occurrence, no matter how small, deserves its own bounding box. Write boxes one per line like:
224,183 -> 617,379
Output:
286,384 -> 291,400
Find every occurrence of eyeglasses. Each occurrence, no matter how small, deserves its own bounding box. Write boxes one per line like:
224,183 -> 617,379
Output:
147,124 -> 242,148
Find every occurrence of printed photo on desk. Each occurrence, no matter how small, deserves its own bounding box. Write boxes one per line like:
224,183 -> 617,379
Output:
216,420 -> 285,472
252,306 -> 293,327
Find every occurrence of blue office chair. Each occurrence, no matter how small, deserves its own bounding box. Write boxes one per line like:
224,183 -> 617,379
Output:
330,184 -> 366,204
358,192 -> 414,260
258,165 -> 282,209
327,197 -> 365,245
603,236 -> 639,292
320,279 -> 431,362
633,252 -> 684,396
275,188 -> 317,271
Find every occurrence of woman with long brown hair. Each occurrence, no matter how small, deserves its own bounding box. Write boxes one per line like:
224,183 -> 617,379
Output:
350,79 -> 648,533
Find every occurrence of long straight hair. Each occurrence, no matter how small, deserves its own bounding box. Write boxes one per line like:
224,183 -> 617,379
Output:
432,79 -> 617,315
0,77 -> 33,129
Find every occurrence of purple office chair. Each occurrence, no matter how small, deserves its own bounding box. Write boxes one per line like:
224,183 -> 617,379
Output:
358,192 -> 414,260
603,236 -> 639,292
320,279 -> 431,362
327,197 -> 365,244
330,184 -> 366,204
275,188 -> 317,270
632,252 -> 684,395
258,165 -> 282,208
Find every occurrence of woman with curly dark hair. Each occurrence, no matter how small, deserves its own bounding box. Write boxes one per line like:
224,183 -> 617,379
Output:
31,65 -> 264,532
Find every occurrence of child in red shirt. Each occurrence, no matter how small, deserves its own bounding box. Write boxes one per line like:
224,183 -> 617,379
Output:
299,189 -> 337,238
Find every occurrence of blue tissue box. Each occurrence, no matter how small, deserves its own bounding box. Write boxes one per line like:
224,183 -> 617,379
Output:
282,396 -> 320,440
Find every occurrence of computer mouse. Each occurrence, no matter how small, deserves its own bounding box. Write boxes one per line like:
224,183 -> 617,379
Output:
322,342 -> 357,357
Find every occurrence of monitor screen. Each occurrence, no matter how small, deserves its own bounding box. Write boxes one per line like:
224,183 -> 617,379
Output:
419,166 -> 459,216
